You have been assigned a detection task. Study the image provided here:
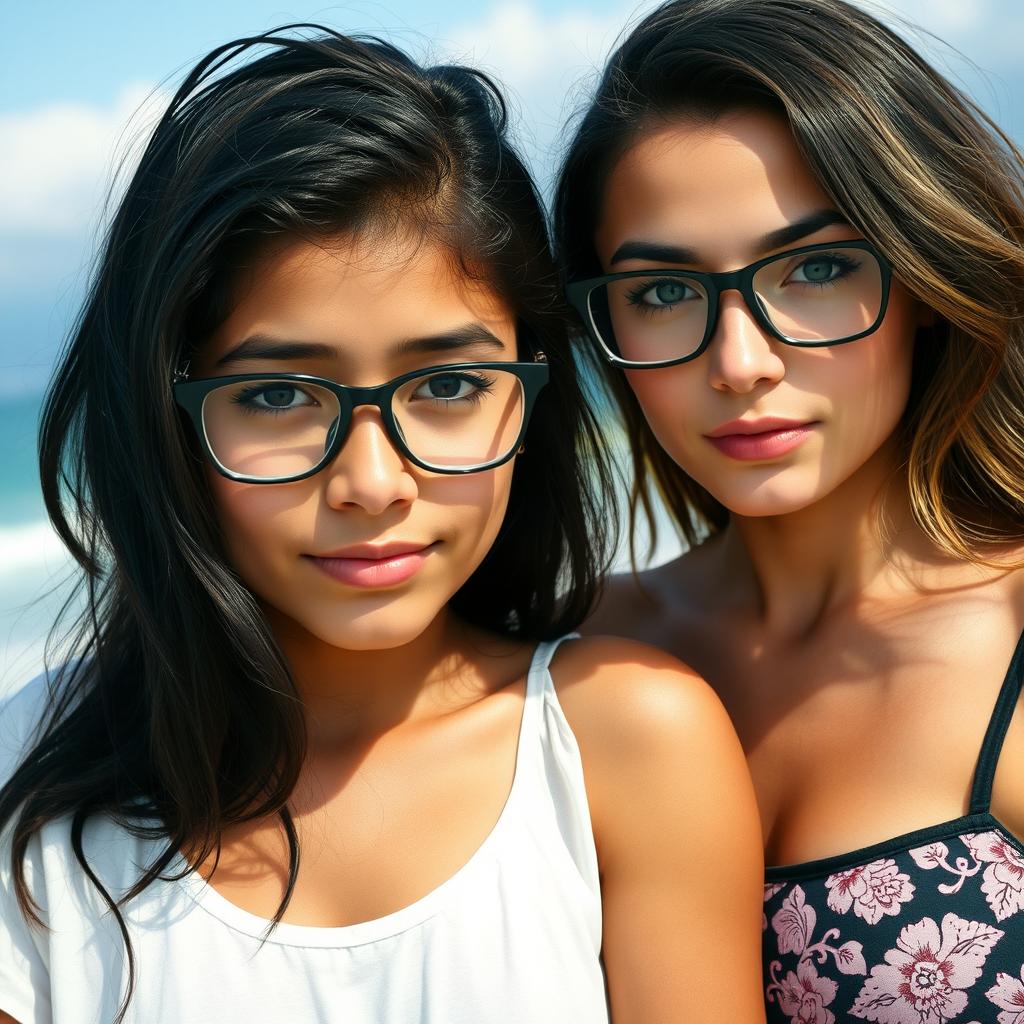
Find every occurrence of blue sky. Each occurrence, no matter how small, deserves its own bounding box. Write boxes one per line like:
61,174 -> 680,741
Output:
3,0 -> 1024,399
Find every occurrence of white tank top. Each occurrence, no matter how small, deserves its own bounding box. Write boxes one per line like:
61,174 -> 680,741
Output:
0,637 -> 610,1023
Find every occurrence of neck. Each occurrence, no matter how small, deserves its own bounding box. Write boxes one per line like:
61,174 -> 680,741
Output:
719,435 -> 936,638
266,607 -> 483,749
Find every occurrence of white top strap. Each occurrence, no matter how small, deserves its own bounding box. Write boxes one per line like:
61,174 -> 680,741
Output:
526,633 -> 580,691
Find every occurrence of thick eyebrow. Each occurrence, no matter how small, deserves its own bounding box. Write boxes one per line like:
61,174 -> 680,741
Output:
758,209 -> 850,252
215,324 -> 507,368
609,209 -> 851,267
390,323 -> 507,357
610,241 -> 699,266
216,336 -> 336,367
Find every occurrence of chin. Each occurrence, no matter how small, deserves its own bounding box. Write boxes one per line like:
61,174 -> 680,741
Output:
701,466 -> 835,519
255,584 -> 445,653
721,491 -> 822,519
300,605 -> 439,652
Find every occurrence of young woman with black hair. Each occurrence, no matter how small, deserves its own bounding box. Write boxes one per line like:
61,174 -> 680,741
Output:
557,0 -> 1024,1019
0,27 -> 764,1024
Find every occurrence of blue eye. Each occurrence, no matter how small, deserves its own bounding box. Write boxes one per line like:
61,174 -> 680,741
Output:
626,277 -> 701,310
787,254 -> 860,285
651,281 -> 688,304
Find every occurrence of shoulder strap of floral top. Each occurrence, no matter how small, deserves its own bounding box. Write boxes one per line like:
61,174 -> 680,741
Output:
969,626 -> 1024,815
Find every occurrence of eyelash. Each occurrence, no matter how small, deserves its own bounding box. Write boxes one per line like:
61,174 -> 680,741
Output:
416,372 -> 496,405
623,279 -> 696,314
786,252 -> 862,286
231,383 -> 316,415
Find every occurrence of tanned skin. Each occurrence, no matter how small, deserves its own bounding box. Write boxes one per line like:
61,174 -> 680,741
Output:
585,109 -> 1024,874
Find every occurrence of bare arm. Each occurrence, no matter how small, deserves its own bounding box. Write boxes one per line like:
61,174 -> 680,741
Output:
555,637 -> 766,1023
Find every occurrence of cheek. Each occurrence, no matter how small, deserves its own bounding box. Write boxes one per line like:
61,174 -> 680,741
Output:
421,464 -> 515,559
205,471 -> 313,577
624,364 -> 706,464
818,293 -> 917,449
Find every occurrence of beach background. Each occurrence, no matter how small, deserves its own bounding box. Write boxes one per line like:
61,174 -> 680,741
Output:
3,0 -> 1024,695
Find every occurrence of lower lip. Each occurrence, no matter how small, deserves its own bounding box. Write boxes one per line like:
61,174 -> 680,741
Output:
306,547 -> 434,588
706,424 -> 817,461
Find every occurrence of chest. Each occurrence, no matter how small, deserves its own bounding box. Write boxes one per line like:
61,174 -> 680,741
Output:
200,686 -> 524,927
666,594 -> 1024,867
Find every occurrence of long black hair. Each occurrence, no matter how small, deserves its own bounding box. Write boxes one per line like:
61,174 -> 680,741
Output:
554,0 -> 1024,559
1,26 -> 614,1020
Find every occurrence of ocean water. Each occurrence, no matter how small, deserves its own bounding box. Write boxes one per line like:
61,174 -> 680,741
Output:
0,389 -> 77,694
0,390 -> 47,525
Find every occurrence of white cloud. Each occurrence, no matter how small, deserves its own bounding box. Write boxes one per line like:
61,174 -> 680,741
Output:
0,0 -> 1020,245
445,2 -> 630,88
441,1 -> 638,176
0,83 -> 167,235
0,3 -> 632,241
437,0 -> 1024,187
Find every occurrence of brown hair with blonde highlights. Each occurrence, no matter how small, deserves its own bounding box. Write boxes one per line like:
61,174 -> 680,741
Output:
554,0 -> 1024,562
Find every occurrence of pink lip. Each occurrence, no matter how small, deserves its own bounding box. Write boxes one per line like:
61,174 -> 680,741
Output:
305,542 -> 437,589
704,418 -> 818,461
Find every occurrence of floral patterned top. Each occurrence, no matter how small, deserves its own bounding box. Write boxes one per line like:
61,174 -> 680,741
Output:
763,630 -> 1024,1024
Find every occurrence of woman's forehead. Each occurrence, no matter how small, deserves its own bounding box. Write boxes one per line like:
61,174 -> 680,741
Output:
201,231 -> 516,372
597,108 -> 839,263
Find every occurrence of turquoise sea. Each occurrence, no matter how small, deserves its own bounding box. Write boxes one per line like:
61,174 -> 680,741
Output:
1,390 -> 47,526
0,388 -> 76,694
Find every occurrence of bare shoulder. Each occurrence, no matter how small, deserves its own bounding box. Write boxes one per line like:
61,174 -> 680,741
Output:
548,635 -> 762,951
548,635 -> 741,778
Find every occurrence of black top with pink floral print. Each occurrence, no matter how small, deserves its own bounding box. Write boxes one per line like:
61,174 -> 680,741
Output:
762,629 -> 1024,1024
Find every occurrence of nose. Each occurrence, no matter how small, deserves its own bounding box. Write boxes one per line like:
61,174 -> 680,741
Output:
705,289 -> 786,394
323,406 -> 418,514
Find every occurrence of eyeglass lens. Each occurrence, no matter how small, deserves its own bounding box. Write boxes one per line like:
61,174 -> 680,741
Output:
199,368 -> 527,479
591,246 -> 883,364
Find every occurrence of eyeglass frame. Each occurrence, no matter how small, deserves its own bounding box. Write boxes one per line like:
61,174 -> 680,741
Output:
565,239 -> 893,369
173,357 -> 549,484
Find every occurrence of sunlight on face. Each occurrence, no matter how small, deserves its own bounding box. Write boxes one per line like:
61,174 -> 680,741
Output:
196,230 -> 520,651
596,108 -> 925,518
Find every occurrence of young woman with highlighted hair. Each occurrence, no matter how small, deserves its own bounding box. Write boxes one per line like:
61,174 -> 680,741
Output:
556,0 -> 1024,1018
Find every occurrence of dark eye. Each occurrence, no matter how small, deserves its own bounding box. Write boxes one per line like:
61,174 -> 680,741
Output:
260,386 -> 301,407
424,375 -> 465,399
410,373 -> 490,403
231,383 -> 317,413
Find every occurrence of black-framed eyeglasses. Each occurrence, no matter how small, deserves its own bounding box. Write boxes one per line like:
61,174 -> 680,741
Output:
173,359 -> 549,483
566,240 -> 892,369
